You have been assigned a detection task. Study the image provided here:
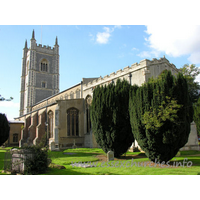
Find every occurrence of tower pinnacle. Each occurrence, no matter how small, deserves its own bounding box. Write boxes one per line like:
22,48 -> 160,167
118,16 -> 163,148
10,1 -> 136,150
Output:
32,29 -> 35,40
24,40 -> 27,49
55,36 -> 58,45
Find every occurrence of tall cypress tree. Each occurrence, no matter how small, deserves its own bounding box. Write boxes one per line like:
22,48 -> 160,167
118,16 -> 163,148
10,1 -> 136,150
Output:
0,113 -> 10,146
90,79 -> 134,157
129,70 -> 193,162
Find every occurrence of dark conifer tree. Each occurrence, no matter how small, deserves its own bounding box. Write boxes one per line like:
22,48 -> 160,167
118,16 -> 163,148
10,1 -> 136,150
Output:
0,113 -> 10,146
90,79 -> 134,157
129,70 -> 193,162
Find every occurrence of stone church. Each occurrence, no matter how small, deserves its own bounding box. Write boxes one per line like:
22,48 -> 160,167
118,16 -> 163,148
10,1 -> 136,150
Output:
13,30 -> 199,151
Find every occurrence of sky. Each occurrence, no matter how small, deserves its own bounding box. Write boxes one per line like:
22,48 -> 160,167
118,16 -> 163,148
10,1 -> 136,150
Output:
0,0 -> 200,121
1,24 -> 200,120
0,0 -> 199,194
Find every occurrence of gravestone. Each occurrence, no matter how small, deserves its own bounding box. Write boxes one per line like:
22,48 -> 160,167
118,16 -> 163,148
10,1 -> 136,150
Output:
8,149 -> 34,174
180,121 -> 200,151
72,139 -> 77,149
107,151 -> 114,161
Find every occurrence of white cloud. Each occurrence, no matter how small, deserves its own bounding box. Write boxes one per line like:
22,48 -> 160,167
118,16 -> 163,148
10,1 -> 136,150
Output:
188,51 -> 200,63
144,25 -> 200,64
0,101 -> 19,108
137,51 -> 152,58
131,47 -> 139,51
96,28 -> 111,44
114,25 -> 122,29
96,25 -> 121,44
137,50 -> 160,59
195,72 -> 200,84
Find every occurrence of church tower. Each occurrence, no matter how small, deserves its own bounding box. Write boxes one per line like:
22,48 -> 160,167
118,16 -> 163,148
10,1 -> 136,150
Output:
20,30 -> 60,116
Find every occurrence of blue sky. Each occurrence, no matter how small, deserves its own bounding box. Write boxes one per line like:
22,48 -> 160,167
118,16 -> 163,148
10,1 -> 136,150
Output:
1,25 -> 200,120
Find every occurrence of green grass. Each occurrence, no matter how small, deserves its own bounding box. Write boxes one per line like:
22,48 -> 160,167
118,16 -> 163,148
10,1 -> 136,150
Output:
0,147 -> 12,175
1,147 -> 200,175
46,148 -> 200,175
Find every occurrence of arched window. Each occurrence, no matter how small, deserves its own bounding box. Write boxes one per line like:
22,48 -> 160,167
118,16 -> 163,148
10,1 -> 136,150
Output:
70,92 -> 74,99
40,59 -> 48,72
13,133 -> 18,143
48,111 -> 54,138
76,89 -> 80,99
65,94 -> 68,100
86,95 -> 92,133
67,108 -> 79,136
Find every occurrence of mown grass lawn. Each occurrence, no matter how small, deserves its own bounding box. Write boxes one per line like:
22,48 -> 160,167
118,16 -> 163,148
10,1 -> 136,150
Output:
0,147 -> 200,175
46,148 -> 200,175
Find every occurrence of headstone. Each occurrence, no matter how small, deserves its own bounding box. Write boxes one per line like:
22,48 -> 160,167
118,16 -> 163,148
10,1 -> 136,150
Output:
107,151 -> 114,161
10,149 -> 34,174
72,139 -> 77,149
71,163 -> 94,168
180,121 -> 200,151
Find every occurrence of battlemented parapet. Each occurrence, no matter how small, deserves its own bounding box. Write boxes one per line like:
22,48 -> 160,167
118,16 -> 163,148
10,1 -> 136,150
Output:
36,43 -> 58,54
83,57 -> 179,98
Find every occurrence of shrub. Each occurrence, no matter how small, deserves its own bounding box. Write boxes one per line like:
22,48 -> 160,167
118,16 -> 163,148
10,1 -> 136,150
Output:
0,113 -> 10,146
23,145 -> 49,175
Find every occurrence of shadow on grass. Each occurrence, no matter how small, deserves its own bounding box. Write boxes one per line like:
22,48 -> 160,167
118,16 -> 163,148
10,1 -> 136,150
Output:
118,153 -> 147,160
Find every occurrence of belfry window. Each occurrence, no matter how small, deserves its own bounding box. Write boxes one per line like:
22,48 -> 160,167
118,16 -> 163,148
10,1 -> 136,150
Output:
67,108 -> 79,136
40,59 -> 48,72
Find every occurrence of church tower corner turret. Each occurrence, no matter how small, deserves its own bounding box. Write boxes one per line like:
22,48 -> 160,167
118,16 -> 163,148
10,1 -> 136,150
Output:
19,40 -> 29,116
30,29 -> 36,49
53,36 -> 60,94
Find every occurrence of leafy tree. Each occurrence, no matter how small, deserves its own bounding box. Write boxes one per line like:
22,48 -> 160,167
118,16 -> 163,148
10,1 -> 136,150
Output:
90,79 -> 134,158
193,98 -> 200,136
179,64 -> 200,103
129,70 -> 193,162
0,95 -> 13,101
180,64 -> 200,135
0,113 -> 10,146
